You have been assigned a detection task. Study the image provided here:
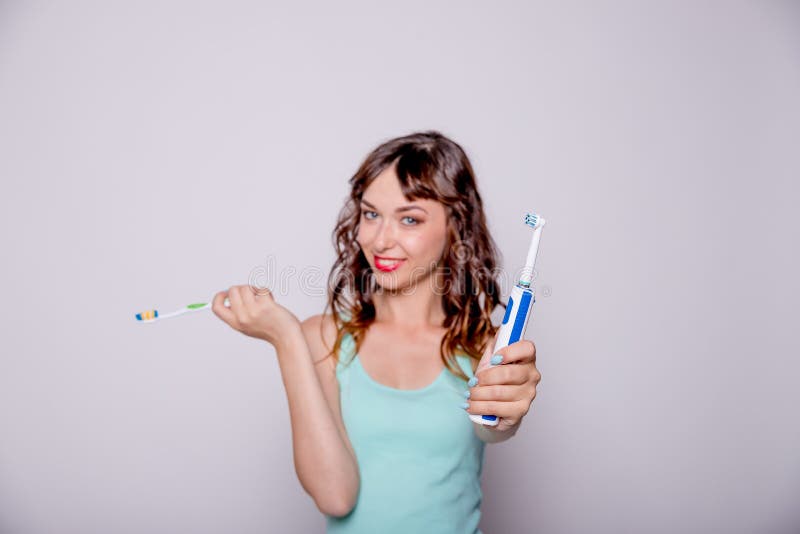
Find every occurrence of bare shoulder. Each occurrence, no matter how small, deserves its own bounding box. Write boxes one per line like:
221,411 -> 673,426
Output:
300,313 -> 339,365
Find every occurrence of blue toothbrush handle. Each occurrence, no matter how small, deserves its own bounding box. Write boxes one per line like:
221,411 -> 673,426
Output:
469,284 -> 535,426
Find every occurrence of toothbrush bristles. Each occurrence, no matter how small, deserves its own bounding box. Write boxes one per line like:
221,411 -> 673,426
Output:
524,213 -> 539,227
135,310 -> 159,321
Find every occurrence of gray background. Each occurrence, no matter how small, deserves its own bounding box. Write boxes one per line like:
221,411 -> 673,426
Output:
1,1 -> 798,533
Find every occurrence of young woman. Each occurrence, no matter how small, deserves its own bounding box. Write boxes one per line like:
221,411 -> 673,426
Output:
212,131 -> 541,533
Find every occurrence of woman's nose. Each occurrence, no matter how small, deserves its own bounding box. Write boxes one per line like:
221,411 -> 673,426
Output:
374,219 -> 396,250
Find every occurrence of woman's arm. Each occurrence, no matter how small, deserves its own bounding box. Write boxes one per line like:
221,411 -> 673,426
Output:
210,287 -> 359,516
276,316 -> 360,517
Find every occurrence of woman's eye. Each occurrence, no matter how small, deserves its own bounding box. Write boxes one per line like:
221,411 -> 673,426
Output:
361,210 -> 418,225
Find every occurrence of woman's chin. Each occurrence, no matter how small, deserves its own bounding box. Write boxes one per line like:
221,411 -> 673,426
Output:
373,272 -> 413,293
372,264 -> 439,293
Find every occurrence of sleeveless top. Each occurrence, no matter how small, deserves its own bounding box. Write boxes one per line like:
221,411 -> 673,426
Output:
326,332 -> 486,534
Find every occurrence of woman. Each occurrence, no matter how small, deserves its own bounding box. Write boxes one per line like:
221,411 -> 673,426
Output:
212,131 -> 541,533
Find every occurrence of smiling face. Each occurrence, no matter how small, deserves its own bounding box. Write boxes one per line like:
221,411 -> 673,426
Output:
356,165 -> 449,292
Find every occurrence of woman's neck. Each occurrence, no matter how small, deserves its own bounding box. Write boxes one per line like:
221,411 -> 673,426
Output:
372,286 -> 446,329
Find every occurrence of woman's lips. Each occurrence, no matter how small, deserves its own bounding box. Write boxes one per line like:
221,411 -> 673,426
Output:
374,256 -> 406,272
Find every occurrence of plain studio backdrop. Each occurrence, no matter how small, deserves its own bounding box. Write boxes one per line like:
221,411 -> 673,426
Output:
0,1 -> 798,533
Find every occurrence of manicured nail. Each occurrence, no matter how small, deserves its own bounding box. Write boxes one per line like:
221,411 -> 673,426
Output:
460,402 -> 469,410
490,354 -> 503,365
468,376 -> 478,387
463,390 -> 471,399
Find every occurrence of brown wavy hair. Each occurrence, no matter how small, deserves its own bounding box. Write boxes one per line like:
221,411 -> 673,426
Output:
321,130 -> 506,382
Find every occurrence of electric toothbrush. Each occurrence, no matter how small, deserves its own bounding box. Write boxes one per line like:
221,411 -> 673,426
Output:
470,212 -> 547,426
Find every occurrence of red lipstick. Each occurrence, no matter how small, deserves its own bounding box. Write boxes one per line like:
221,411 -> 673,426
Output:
374,255 -> 406,272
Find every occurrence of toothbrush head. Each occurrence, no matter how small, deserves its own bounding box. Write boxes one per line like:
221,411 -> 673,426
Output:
525,212 -> 546,228
135,309 -> 159,322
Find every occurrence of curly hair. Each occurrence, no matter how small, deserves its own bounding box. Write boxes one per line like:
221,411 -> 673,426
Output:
321,130 -> 506,382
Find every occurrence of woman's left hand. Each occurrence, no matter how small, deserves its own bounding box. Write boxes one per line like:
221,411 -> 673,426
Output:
465,338 -> 541,433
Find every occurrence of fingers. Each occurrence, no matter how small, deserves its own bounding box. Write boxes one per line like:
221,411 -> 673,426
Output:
212,284 -> 284,343
464,398 -> 530,420
212,290 -> 237,325
467,383 -> 532,403
240,284 -> 258,308
214,285 -> 253,326
247,283 -> 275,307
249,282 -> 273,299
470,361 -> 541,428
491,339 -> 536,366
466,337 -> 540,425
473,362 -> 530,386
228,285 -> 244,311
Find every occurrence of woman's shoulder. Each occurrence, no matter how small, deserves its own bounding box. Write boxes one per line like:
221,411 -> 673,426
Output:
300,313 -> 356,363
300,313 -> 340,363
300,312 -> 336,331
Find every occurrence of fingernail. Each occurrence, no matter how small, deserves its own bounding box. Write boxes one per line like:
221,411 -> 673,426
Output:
460,402 -> 469,410
490,354 -> 503,365
468,376 -> 478,387
463,390 -> 471,399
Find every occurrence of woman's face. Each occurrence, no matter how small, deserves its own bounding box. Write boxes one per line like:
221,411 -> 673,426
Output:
356,166 -> 448,292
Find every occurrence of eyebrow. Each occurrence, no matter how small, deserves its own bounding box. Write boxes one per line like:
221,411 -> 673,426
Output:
360,199 -> 428,214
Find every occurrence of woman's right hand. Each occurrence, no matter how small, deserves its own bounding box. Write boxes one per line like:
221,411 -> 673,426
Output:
211,284 -> 302,351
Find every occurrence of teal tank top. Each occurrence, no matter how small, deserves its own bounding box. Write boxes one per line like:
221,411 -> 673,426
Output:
326,332 -> 486,533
